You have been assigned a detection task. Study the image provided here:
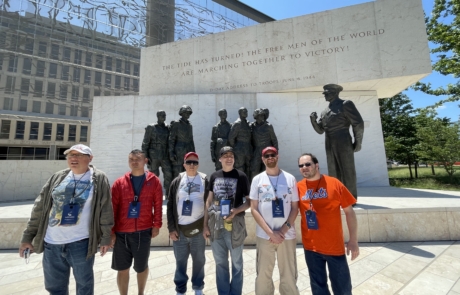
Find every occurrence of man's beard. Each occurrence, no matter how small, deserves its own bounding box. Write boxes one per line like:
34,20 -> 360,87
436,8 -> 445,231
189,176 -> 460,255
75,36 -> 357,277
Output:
266,160 -> 277,169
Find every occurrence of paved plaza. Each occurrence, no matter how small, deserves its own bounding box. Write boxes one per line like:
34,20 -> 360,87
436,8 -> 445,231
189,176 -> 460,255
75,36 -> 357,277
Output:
1,240 -> 460,295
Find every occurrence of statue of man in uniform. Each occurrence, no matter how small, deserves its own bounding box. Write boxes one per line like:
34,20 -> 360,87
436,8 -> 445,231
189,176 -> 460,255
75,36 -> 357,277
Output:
310,84 -> 364,200
250,108 -> 278,179
142,110 -> 172,196
210,109 -> 232,170
169,105 -> 195,179
228,107 -> 253,177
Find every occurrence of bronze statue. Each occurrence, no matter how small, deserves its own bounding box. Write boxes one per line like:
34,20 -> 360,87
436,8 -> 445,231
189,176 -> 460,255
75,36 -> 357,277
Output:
228,107 -> 253,177
250,108 -> 278,179
169,105 -> 195,179
310,84 -> 364,200
210,109 -> 232,170
141,110 -> 172,195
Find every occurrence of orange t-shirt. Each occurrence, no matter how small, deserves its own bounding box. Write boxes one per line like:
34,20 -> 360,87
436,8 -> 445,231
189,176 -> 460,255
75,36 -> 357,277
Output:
297,175 -> 356,256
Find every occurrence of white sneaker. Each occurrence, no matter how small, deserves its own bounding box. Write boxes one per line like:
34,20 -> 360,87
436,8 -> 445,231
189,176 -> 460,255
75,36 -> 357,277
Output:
195,290 -> 203,295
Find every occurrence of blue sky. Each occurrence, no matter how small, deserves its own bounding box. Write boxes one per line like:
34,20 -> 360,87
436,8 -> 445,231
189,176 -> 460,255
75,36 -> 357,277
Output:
239,0 -> 459,121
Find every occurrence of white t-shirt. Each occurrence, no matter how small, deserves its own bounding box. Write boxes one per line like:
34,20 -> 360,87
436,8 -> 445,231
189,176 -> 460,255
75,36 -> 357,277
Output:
177,174 -> 205,225
45,168 -> 94,244
249,170 -> 299,240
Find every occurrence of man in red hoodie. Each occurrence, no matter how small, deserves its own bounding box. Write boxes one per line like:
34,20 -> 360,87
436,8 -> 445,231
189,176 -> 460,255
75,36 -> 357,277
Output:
111,149 -> 163,295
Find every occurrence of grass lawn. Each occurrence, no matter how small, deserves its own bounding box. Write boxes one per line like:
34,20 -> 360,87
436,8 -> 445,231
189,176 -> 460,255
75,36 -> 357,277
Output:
388,166 -> 460,191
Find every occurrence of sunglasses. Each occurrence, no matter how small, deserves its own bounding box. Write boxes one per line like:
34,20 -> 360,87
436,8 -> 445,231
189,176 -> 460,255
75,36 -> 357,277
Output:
185,160 -> 199,166
298,162 -> 313,168
263,153 -> 277,159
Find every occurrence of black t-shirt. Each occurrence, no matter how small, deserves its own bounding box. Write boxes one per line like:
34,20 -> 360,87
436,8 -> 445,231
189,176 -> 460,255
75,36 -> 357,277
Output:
207,169 -> 250,209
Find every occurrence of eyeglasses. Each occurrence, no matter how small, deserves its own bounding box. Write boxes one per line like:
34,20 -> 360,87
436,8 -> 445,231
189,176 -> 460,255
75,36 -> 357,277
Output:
263,154 -> 277,159
185,160 -> 199,166
221,155 -> 234,159
66,154 -> 88,159
298,162 -> 313,168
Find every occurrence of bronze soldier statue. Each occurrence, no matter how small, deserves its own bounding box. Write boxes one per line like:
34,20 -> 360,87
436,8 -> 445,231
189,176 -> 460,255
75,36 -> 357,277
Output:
228,107 -> 253,177
142,110 -> 172,196
310,84 -> 364,200
169,105 -> 195,179
250,108 -> 278,179
210,109 -> 232,170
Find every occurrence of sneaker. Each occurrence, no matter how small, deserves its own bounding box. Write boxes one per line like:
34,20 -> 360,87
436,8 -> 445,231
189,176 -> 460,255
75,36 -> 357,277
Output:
195,290 -> 203,295
176,293 -> 185,295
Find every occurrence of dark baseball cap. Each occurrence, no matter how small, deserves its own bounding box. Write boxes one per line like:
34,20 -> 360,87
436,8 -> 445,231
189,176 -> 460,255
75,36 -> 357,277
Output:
219,146 -> 234,157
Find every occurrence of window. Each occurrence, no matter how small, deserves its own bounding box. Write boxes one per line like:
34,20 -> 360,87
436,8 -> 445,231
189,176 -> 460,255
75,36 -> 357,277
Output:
63,47 -> 71,62
105,74 -> 111,88
73,67 -> 80,82
84,70 -> 91,84
81,106 -> 89,117
20,78 -> 30,95
74,49 -> 82,64
47,82 -> 56,98
3,97 -> 13,110
35,148 -> 48,159
124,77 -> 130,91
133,79 -> 139,92
124,61 -> 131,74
106,56 -> 112,71
114,92 -> 120,96
104,91 -> 111,96
46,102 -> 54,114
59,84 -> 68,100
134,64 -> 139,76
72,86 -> 79,101
0,53 -> 3,70
80,126 -> 88,142
96,54 -> 103,69
116,59 -> 122,72
19,99 -> 27,112
85,52 -> 92,66
0,120 -> 11,139
8,55 -> 17,72
49,63 -> 57,78
94,89 -> 100,97
68,125 -> 76,141
25,39 -> 34,54
32,101 -> 41,113
22,58 -> 32,75
43,123 -> 52,140
33,80 -> 43,97
38,42 -> 47,57
70,105 -> 78,116
15,121 -> 25,139
56,124 -> 64,141
36,60 -> 45,77
61,65 -> 69,80
29,122 -> 39,140
51,44 -> 59,60
5,76 -> 16,93
83,88 -> 90,102
7,147 -> 21,159
58,104 -> 66,115
95,72 -> 101,86
115,76 -> 122,90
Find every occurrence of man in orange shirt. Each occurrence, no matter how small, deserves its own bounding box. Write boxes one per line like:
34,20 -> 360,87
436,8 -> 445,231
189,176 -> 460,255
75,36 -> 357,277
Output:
297,153 -> 359,295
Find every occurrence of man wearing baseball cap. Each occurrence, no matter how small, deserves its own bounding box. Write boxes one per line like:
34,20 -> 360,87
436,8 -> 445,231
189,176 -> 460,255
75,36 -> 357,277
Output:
167,152 -> 209,295
203,146 -> 250,295
19,144 -> 114,295
249,146 -> 300,295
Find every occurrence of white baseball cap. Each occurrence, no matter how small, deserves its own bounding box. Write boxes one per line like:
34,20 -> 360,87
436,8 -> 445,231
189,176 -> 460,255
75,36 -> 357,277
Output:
64,144 -> 93,156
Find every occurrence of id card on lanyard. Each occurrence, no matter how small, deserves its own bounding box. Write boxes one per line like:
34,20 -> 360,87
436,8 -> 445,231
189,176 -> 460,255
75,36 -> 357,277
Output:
128,174 -> 145,219
305,175 -> 322,230
61,171 -> 91,225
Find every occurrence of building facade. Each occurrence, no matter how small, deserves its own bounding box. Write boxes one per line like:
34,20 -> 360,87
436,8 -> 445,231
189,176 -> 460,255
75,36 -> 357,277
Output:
0,0 -> 272,160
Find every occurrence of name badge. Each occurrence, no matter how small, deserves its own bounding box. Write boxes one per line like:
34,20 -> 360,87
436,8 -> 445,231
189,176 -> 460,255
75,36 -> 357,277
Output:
127,202 -> 141,218
182,200 -> 193,216
60,204 -> 80,225
220,199 -> 231,217
306,210 -> 318,230
272,199 -> 285,218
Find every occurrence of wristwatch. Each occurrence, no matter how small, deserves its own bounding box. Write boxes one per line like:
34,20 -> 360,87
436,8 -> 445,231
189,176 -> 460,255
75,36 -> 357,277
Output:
284,221 -> 291,229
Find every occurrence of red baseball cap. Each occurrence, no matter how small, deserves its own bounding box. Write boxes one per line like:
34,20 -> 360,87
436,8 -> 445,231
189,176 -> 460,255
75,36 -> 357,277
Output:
262,146 -> 278,156
184,152 -> 199,161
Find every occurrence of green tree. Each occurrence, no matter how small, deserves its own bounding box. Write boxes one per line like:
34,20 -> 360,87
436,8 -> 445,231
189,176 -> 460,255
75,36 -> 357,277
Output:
379,94 -> 419,178
413,0 -> 460,109
415,110 -> 460,182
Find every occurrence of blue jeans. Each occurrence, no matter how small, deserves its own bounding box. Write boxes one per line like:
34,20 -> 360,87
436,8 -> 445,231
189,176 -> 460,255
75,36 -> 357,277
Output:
304,250 -> 352,295
210,229 -> 244,295
43,239 -> 95,295
173,231 -> 206,293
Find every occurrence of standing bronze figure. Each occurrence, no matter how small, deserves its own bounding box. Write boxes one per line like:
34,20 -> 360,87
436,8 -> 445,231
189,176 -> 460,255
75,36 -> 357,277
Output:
169,105 -> 195,179
141,110 -> 172,196
250,108 -> 278,179
310,84 -> 364,200
228,107 -> 253,177
210,109 -> 232,170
